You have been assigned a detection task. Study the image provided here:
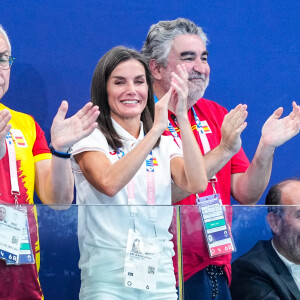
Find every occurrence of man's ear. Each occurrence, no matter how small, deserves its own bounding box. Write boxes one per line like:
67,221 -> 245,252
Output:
149,59 -> 163,80
267,212 -> 282,234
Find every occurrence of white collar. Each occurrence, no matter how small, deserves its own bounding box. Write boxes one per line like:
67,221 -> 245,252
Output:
272,239 -> 300,273
111,118 -> 144,146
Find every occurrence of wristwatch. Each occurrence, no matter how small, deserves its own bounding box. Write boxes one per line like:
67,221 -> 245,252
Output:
49,144 -> 72,159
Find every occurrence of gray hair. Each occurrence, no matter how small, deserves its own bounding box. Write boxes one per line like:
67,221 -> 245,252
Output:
0,25 -> 11,54
141,18 -> 208,67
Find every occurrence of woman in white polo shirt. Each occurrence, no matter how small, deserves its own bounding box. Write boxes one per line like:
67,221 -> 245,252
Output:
71,46 -> 207,300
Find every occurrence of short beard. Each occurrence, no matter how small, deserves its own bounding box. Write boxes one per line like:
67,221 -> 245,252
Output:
187,77 -> 209,109
161,69 -> 209,110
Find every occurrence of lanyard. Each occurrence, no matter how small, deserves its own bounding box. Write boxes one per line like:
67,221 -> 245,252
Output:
168,108 -> 217,193
191,107 -> 217,193
167,121 -> 182,149
167,108 -> 213,155
5,132 -> 20,204
116,149 -> 156,206
117,148 -> 157,235
191,106 -> 211,154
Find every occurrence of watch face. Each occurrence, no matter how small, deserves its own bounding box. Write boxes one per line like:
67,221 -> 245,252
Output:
67,147 -> 73,154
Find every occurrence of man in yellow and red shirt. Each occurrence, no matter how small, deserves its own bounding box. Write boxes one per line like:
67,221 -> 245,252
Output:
0,25 -> 99,299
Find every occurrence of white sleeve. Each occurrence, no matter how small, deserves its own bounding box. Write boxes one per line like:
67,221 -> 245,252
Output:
161,135 -> 183,161
71,128 -> 110,173
72,128 -> 109,156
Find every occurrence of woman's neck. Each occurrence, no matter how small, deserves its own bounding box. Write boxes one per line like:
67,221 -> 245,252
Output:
111,115 -> 141,138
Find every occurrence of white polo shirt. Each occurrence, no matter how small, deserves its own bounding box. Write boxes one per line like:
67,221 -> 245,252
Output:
71,119 -> 182,279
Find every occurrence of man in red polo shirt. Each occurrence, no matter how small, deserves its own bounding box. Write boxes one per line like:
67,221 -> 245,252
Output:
142,18 -> 300,300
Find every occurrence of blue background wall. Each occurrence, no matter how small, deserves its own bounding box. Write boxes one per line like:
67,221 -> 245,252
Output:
2,0 -> 299,197
1,0 -> 299,298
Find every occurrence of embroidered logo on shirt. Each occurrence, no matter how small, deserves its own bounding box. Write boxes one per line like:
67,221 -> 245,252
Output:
10,129 -> 28,148
168,121 -> 212,134
200,121 -> 212,134
191,121 -> 211,134
152,158 -> 158,166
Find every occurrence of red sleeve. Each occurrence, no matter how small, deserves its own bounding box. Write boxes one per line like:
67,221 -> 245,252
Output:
33,121 -> 50,157
231,147 -> 250,174
204,99 -> 250,174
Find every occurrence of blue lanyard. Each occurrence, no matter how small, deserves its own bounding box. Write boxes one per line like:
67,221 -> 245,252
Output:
167,119 -> 182,148
191,106 -> 205,134
167,108 -> 216,186
168,107 -> 206,149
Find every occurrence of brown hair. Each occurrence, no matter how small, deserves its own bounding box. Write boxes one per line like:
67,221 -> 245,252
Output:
91,46 -> 159,150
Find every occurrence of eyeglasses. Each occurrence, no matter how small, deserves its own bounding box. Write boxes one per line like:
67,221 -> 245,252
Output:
0,55 -> 15,70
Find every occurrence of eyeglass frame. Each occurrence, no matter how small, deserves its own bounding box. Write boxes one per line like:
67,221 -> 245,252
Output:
0,55 -> 15,70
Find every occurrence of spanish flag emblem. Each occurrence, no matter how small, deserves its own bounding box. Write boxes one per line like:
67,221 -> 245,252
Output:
153,157 -> 158,166
200,121 -> 212,134
10,129 -> 28,147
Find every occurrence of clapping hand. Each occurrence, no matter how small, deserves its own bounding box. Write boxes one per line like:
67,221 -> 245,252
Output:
50,101 -> 100,152
169,64 -> 189,118
0,109 -> 12,158
261,101 -> 300,148
220,104 -> 248,155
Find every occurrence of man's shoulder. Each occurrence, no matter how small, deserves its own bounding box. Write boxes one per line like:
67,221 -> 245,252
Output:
233,240 -> 273,268
1,103 -> 34,122
196,97 -> 224,106
194,98 -> 228,114
231,240 -> 299,300
235,240 -> 271,259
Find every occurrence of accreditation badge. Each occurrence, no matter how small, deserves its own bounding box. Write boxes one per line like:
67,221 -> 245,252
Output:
0,205 -> 27,264
14,218 -> 35,265
124,229 -> 159,291
0,205 -> 34,265
196,194 -> 236,257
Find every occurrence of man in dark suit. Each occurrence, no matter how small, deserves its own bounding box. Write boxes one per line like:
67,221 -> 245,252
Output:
230,178 -> 300,300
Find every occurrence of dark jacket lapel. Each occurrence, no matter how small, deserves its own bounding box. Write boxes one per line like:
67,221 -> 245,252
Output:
265,240 -> 300,299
